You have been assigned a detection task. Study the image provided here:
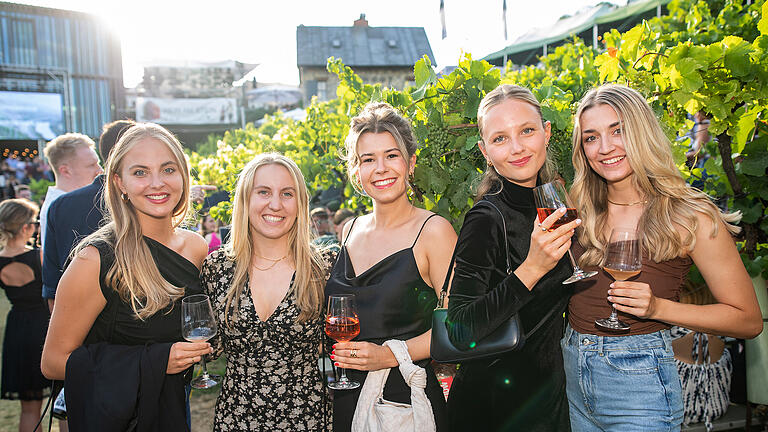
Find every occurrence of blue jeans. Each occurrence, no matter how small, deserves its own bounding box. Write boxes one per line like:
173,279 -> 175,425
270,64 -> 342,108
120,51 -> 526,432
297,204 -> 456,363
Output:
561,324 -> 683,431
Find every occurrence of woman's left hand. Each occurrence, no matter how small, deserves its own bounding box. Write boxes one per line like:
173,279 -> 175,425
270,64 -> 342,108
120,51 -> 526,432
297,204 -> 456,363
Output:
331,341 -> 397,371
608,281 -> 658,319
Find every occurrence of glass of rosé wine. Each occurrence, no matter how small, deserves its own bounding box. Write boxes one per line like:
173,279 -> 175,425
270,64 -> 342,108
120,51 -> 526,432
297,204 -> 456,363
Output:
325,294 -> 361,390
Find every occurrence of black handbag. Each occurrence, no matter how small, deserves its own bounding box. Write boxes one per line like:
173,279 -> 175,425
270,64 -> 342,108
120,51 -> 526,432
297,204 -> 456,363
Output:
430,200 -> 560,363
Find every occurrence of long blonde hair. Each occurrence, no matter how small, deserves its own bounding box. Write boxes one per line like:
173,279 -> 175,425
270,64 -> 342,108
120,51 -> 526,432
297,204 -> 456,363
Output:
223,153 -> 325,325
570,84 -> 740,266
74,123 -> 191,320
475,84 -> 556,200
0,199 -> 38,249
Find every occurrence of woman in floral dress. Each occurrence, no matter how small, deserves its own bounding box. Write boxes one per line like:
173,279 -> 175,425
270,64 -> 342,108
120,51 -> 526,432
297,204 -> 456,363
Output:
202,153 -> 333,431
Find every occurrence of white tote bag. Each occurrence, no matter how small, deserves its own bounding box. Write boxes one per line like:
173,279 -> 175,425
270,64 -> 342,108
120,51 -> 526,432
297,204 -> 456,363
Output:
351,340 -> 436,432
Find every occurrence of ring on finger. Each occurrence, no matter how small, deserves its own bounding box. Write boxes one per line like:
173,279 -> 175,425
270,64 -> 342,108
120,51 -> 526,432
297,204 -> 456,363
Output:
539,224 -> 547,232
350,349 -> 358,358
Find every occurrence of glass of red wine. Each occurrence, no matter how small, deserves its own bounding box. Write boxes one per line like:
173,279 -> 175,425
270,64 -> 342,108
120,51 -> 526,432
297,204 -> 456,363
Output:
181,294 -> 220,389
595,228 -> 641,331
325,294 -> 361,390
533,181 -> 597,284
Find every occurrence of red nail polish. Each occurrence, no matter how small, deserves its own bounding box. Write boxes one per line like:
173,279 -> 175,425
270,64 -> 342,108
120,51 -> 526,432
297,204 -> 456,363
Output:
334,362 -> 339,366
332,344 -> 337,349
330,355 -> 335,359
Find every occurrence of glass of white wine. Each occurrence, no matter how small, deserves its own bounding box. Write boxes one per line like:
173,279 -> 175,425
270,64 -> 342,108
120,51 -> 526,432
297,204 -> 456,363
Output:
181,294 -> 221,389
595,228 -> 642,331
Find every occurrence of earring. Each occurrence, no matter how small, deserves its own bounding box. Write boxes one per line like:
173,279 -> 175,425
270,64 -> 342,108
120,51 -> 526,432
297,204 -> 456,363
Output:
121,192 -> 129,201
487,160 -> 493,167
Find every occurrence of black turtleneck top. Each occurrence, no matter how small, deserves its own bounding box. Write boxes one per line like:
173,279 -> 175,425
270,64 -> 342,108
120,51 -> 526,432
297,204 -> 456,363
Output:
445,177 -> 572,432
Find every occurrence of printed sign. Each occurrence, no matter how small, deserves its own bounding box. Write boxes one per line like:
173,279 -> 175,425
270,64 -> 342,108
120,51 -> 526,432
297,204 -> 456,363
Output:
136,97 -> 237,125
0,91 -> 65,140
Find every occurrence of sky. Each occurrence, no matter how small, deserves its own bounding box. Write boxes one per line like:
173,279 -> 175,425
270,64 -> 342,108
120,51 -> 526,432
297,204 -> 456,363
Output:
18,0 -> 626,87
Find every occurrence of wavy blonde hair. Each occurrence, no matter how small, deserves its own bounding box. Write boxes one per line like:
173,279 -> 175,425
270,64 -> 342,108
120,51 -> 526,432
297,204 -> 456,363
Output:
475,84 -> 556,200
571,84 -> 740,266
223,153 -> 325,325
0,199 -> 38,249
74,123 -> 191,320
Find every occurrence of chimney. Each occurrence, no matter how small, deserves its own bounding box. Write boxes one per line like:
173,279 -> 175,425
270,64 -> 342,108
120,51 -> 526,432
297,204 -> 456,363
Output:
354,13 -> 368,27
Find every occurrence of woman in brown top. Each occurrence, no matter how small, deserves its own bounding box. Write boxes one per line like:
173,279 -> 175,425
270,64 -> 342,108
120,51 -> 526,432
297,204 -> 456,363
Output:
564,84 -> 762,431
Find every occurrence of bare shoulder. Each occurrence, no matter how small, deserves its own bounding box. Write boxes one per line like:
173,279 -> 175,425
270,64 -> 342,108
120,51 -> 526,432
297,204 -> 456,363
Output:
176,228 -> 208,268
341,213 -> 369,242
418,211 -> 457,243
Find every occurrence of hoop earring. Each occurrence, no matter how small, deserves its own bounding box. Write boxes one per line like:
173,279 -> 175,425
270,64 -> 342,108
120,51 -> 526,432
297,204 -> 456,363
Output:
121,192 -> 129,201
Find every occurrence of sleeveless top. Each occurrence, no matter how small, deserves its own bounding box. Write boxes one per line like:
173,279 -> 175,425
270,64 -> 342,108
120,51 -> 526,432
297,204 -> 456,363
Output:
569,242 -> 693,336
325,215 -> 438,345
85,236 -> 203,345
0,249 -> 47,312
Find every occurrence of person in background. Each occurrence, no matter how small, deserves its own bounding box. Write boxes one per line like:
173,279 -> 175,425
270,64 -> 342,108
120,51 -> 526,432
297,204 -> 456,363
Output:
202,153 -> 333,431
41,123 -> 210,431
199,213 -> 221,254
0,199 -> 50,432
332,208 -> 355,242
311,206 -> 338,248
40,133 -> 103,250
14,185 -> 31,201
564,84 -> 761,431
325,102 -> 457,431
445,84 -> 576,431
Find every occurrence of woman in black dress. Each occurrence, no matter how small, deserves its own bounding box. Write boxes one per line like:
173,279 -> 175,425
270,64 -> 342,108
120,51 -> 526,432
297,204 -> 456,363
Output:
445,84 -> 579,431
41,123 -> 210,431
0,199 -> 50,432
325,102 -> 457,431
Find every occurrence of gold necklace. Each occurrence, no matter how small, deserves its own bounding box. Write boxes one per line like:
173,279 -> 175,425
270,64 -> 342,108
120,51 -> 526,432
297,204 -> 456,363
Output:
607,197 -> 648,206
252,254 -> 287,271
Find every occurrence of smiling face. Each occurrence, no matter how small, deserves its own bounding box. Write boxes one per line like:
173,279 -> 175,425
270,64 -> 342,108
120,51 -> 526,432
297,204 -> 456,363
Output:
248,163 -> 298,242
114,137 -> 184,223
355,131 -> 416,204
478,98 -> 551,188
579,103 -> 633,187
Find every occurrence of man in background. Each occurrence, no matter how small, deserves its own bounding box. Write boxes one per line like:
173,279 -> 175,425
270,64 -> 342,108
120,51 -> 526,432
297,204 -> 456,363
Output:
39,133 -> 103,249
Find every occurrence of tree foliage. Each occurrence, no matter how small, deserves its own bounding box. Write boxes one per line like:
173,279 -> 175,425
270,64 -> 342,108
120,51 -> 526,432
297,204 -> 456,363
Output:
189,0 -> 768,276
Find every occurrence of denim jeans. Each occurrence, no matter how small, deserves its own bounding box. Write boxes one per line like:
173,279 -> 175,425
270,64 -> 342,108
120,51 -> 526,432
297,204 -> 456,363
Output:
561,324 -> 684,431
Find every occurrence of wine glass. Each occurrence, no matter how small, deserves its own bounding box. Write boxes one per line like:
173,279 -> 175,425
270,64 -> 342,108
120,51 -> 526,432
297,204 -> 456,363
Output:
595,228 -> 642,331
181,294 -> 221,389
533,181 -> 598,284
325,294 -> 361,390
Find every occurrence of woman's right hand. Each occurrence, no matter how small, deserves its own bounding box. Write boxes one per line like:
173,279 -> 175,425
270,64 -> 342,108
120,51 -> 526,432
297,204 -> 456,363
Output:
167,341 -> 212,374
516,208 -> 581,288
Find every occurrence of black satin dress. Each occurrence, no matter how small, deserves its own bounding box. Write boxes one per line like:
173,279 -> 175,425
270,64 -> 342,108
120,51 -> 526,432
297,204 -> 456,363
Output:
324,215 -> 447,432
446,178 -> 572,431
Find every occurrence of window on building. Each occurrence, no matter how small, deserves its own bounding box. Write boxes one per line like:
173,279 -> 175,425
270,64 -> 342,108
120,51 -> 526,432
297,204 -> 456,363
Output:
317,80 -> 327,101
9,18 -> 36,65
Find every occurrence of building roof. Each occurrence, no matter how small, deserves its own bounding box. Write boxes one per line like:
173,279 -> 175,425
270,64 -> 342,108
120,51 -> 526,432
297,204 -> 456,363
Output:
296,17 -> 435,68
483,0 -> 670,63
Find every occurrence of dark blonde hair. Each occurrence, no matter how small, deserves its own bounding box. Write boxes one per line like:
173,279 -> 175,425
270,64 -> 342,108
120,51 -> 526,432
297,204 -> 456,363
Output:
0,199 -> 38,249
475,84 -> 556,199
44,133 -> 96,173
342,102 -> 418,193
571,84 -> 740,266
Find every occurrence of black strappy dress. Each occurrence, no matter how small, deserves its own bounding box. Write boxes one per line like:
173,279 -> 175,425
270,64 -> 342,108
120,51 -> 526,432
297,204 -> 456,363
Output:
324,215 -> 447,432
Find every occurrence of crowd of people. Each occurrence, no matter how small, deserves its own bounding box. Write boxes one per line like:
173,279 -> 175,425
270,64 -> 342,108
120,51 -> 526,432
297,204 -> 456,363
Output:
0,82 -> 762,432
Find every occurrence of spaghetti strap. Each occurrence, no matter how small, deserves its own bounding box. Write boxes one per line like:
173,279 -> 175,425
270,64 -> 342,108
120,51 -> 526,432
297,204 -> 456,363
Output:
342,217 -> 359,247
411,214 -> 438,248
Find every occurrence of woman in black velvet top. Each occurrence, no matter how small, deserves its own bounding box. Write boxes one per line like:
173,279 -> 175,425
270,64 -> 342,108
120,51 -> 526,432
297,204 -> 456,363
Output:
446,84 -> 579,431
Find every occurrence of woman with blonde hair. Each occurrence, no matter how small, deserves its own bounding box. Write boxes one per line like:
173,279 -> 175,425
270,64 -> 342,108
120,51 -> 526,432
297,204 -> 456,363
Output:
0,199 -> 50,432
325,102 -> 457,431
445,84 -> 578,431
564,84 -> 762,431
41,123 -> 210,431
202,153 -> 333,431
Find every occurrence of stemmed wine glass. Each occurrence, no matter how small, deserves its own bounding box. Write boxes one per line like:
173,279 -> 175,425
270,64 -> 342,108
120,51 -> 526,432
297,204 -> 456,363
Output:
325,294 -> 361,390
595,228 -> 642,331
533,181 -> 597,284
181,294 -> 221,389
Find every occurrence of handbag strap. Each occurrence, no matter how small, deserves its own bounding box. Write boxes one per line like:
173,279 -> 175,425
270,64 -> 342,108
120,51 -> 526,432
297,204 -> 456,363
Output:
437,199 -> 561,340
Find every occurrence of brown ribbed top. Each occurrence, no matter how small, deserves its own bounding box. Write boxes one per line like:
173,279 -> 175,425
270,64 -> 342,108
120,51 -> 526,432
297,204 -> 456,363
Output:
568,243 -> 693,336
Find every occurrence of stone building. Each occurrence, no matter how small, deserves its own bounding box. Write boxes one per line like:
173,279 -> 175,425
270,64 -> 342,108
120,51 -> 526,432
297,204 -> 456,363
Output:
296,14 -> 435,105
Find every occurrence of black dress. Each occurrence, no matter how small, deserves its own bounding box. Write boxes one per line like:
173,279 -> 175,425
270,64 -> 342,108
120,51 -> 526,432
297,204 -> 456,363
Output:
446,178 -> 572,431
324,215 -> 447,432
0,249 -> 50,400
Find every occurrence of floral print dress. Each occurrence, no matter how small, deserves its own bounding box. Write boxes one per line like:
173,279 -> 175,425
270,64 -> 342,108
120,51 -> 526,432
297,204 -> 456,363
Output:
201,249 -> 332,431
